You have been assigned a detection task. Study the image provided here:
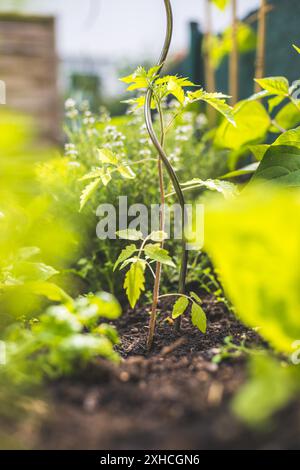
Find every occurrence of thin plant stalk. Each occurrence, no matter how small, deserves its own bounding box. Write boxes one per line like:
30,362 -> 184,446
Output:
255,0 -> 267,93
145,0 -> 188,347
229,0 -> 239,105
147,102 -> 166,351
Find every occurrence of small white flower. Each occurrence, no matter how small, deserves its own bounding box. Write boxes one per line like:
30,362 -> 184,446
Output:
65,98 -> 76,109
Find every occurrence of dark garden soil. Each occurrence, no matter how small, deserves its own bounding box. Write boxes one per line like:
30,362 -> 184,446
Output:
9,297 -> 300,450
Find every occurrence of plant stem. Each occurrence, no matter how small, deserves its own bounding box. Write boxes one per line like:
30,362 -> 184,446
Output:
145,0 -> 188,342
147,101 -> 166,351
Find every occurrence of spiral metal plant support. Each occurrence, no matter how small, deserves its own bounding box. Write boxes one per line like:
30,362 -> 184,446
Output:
144,0 -> 188,330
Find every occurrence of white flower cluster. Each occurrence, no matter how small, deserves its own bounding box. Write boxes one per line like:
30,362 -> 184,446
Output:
65,98 -> 79,120
64,143 -> 78,158
102,125 -> 126,158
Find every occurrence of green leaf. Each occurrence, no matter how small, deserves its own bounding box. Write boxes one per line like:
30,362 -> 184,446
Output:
144,244 -> 176,267
233,355 -> 298,426
119,257 -> 140,271
120,66 -> 151,91
97,148 -> 119,165
12,261 -> 59,282
26,281 -> 72,303
172,296 -> 189,319
293,44 -> 300,54
124,261 -> 145,308
17,246 -> 40,261
149,231 -> 168,242
205,186 -> 300,353
167,78 -> 185,104
117,164 -> 136,179
221,162 -> 259,179
191,302 -> 207,333
100,169 -> 112,186
249,128 -> 300,163
273,102 -> 300,132
113,244 -> 137,271
215,101 -> 271,150
79,178 -> 101,212
181,178 -> 238,199
88,291 -> 122,320
97,324 -> 120,345
80,169 -> 104,181
251,145 -> 300,187
188,90 -> 234,125
248,145 -> 270,161
268,95 -> 285,113
274,126 -> 300,147
80,168 -> 112,186
190,291 -> 202,304
254,77 -> 290,97
116,229 -> 143,241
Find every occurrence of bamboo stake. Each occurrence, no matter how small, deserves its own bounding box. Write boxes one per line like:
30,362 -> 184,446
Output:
229,0 -> 239,105
255,0 -> 267,92
204,0 -> 216,124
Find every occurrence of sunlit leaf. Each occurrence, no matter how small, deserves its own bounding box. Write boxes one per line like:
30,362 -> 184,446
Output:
144,244 -> 175,267
116,229 -> 143,241
254,77 -> 290,97
113,244 -> 137,271
191,302 -> 207,333
124,261 -> 145,308
172,296 -> 189,319
79,178 -> 101,212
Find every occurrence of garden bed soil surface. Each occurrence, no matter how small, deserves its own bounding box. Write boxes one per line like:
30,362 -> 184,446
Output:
9,297 -> 300,450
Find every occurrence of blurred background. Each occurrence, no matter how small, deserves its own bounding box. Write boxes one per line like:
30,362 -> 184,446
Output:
1,0 -> 300,143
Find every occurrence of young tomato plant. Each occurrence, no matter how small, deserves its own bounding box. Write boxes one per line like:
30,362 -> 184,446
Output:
119,65 -> 234,348
114,228 -> 206,335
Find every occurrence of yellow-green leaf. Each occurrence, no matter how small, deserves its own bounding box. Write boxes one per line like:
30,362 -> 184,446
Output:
254,77 -> 290,97
124,261 -> 145,308
79,178 -> 101,212
172,296 -> 189,319
144,244 -> 176,267
98,148 -> 119,165
191,302 -> 207,333
113,244 -> 137,271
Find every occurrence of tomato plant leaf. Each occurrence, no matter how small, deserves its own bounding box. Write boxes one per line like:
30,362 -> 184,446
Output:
180,178 -> 238,199
124,261 -> 145,308
251,145 -> 300,187
215,101 -> 271,150
190,291 -> 202,305
113,244 -> 137,271
149,231 -> 168,242
116,229 -> 143,241
254,77 -> 290,97
221,162 -> 259,179
25,281 -> 72,303
191,302 -> 207,333
97,148 -> 119,165
79,178 -> 101,212
117,164 -> 136,179
144,244 -> 176,267
172,296 -> 189,319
